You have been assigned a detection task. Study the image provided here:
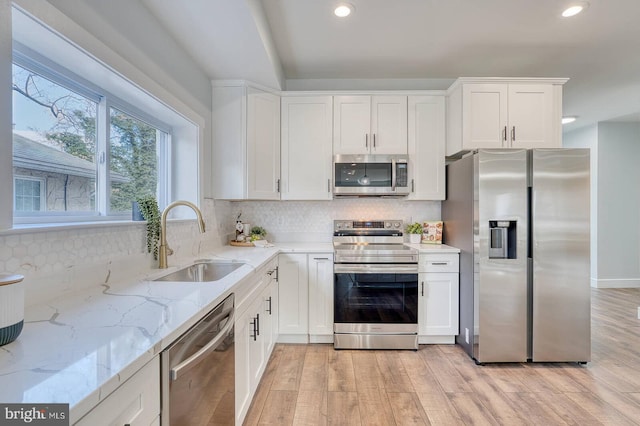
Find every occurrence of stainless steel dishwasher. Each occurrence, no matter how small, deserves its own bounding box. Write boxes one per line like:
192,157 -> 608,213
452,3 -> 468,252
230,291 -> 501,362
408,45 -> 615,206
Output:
161,293 -> 235,426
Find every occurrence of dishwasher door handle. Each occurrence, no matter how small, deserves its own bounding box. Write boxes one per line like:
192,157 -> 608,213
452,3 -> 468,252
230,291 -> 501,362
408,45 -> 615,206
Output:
170,309 -> 235,381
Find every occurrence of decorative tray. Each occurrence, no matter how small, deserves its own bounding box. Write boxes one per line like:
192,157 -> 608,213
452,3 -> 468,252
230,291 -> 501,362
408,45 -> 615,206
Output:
229,240 -> 254,247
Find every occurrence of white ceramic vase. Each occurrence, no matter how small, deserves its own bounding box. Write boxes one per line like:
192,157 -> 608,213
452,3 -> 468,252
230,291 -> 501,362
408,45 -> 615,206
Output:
409,234 -> 421,244
0,274 -> 24,346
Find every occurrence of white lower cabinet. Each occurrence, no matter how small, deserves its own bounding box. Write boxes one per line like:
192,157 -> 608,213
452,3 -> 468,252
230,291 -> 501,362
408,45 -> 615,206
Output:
308,254 -> 334,343
74,357 -> 160,426
235,258 -> 279,425
277,253 -> 309,342
418,253 -> 460,344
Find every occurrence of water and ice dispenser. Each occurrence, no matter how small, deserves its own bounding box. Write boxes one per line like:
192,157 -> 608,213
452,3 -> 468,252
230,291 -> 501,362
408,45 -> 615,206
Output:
489,220 -> 517,259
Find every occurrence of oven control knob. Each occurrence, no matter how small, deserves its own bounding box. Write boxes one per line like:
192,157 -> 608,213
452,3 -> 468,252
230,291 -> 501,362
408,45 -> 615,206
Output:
394,222 -> 401,228
385,222 -> 391,228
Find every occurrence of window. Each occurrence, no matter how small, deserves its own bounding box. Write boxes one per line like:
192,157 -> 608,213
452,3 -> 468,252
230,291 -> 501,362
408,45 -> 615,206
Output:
14,177 -> 45,212
12,62 -> 98,216
7,6 -> 201,228
11,59 -> 170,222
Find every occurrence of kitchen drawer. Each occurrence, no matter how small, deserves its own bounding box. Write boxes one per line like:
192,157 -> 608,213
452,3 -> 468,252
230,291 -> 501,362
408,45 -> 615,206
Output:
418,254 -> 459,273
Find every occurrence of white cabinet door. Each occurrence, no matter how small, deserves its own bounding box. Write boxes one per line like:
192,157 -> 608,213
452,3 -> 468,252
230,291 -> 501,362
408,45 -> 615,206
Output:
262,272 -> 278,355
212,84 -> 280,200
278,253 -> 309,341
371,95 -> 408,154
234,302 -> 252,424
281,96 -> 333,200
247,88 -> 281,200
418,272 -> 459,337
407,95 -> 445,200
75,357 -> 160,426
308,254 -> 334,341
508,84 -> 555,149
333,95 -> 371,155
462,84 -> 508,150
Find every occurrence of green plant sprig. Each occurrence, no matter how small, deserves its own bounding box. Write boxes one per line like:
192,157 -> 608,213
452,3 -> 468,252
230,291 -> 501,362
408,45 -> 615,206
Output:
137,195 -> 161,260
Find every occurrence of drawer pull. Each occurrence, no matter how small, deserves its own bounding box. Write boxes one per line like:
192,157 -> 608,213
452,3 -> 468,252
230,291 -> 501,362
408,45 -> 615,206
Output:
431,262 -> 449,266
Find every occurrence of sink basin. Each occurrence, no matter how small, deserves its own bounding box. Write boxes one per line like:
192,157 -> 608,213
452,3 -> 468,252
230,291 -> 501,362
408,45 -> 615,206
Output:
154,261 -> 245,282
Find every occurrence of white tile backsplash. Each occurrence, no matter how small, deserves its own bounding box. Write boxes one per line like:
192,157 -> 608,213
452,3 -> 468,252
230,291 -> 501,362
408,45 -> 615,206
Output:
227,199 -> 441,242
0,199 -> 230,306
1,198 -> 438,306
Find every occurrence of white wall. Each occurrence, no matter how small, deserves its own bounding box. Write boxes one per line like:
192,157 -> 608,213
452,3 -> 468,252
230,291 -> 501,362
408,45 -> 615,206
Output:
0,0 -> 12,230
564,122 -> 640,288
596,122 -> 640,287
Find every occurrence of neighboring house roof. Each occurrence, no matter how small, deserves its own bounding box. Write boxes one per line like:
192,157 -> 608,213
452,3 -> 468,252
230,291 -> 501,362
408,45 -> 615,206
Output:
12,132 -> 128,183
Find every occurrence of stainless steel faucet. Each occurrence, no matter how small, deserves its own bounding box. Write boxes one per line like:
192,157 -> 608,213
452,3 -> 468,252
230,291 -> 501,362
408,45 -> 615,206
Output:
159,200 -> 206,269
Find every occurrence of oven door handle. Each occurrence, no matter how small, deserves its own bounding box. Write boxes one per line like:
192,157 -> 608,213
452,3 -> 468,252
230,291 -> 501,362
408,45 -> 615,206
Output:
170,309 -> 235,381
334,264 -> 418,274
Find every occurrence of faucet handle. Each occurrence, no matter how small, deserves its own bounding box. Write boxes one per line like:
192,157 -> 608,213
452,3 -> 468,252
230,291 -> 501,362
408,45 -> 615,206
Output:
167,246 -> 174,256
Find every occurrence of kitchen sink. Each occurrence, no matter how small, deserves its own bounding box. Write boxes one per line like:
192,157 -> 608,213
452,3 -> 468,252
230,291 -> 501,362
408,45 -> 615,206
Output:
154,260 -> 245,282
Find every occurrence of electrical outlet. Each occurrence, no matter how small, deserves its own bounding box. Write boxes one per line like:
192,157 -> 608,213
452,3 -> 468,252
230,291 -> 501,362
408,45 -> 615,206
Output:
465,327 -> 469,344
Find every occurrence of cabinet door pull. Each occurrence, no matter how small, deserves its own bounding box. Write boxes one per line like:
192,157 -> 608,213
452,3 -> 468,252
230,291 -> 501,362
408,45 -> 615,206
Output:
365,133 -> 368,148
328,179 -> 331,193
503,126 -> 507,142
276,178 -> 281,193
511,126 -> 516,142
267,297 -> 272,315
275,266 -> 279,282
256,313 -> 260,336
373,133 -> 376,148
250,318 -> 257,341
421,281 -> 424,297
411,179 -> 415,193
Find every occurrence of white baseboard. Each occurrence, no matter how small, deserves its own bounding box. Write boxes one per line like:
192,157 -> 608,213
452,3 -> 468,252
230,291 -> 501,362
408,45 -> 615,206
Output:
418,335 -> 455,344
277,334 -> 309,344
309,335 -> 333,344
591,278 -> 640,289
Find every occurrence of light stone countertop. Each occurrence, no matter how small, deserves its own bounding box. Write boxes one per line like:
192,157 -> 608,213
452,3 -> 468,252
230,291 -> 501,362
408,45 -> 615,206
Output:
0,241 -> 455,423
404,243 -> 461,253
0,243 -> 332,423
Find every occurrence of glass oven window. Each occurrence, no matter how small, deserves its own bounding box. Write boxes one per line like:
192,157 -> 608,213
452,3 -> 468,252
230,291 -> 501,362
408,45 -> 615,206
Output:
334,162 -> 392,187
334,273 -> 418,323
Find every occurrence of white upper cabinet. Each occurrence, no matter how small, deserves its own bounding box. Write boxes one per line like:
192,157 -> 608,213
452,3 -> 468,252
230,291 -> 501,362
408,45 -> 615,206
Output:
333,95 -> 407,155
281,96 -> 333,200
407,95 -> 446,200
212,83 -> 280,200
446,78 -> 566,157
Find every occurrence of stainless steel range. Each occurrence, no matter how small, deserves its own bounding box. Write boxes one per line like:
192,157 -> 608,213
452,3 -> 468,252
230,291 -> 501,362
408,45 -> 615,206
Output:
333,220 -> 419,350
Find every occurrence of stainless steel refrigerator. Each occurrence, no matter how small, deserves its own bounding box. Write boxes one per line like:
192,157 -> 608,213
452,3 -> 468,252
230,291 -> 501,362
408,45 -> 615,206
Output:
443,149 -> 590,363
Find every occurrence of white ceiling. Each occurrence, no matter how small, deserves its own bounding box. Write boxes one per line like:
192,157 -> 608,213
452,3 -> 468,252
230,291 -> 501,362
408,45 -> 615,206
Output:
141,0 -> 640,131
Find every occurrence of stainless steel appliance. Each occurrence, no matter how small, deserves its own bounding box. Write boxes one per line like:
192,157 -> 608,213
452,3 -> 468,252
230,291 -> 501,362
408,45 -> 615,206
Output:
333,154 -> 410,196
333,220 -> 419,349
161,293 -> 235,425
442,149 -> 590,363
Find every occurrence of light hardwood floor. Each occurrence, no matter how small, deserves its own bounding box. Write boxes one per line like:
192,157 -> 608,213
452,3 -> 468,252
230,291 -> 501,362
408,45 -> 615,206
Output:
245,289 -> 640,426
244,288 -> 640,425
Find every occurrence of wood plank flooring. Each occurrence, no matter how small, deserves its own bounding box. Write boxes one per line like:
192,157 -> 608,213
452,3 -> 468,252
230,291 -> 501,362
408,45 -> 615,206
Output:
244,288 -> 640,425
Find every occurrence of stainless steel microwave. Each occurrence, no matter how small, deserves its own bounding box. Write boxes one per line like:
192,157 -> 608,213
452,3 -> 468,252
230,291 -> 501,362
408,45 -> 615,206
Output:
333,154 -> 410,196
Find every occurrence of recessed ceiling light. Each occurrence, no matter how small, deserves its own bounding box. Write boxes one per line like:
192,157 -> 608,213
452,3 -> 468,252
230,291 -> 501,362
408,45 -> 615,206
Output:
562,116 -> 577,124
562,1 -> 589,17
334,3 -> 354,18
